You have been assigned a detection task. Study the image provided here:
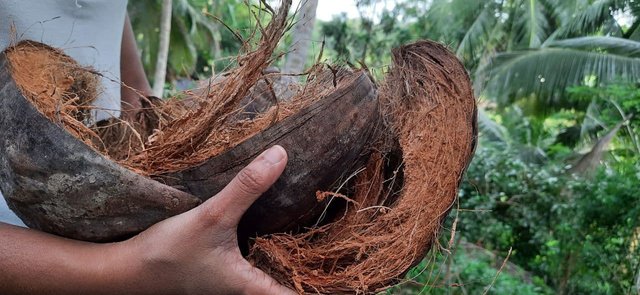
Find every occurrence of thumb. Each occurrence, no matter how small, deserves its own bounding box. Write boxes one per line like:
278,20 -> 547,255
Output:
200,145 -> 288,228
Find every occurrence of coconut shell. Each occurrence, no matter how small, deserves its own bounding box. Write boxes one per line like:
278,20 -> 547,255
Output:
155,71 -> 379,240
0,50 -> 201,242
0,40 -> 379,245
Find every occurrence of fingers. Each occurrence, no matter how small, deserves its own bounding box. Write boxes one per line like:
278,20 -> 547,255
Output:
200,145 -> 288,228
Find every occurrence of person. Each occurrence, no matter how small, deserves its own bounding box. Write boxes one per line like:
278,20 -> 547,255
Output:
0,1 -> 294,294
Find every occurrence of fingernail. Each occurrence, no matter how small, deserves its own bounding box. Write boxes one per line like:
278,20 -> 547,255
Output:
262,145 -> 286,165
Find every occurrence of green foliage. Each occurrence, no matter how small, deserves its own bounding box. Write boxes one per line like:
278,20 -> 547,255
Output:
478,41 -> 640,108
395,80 -> 640,294
565,82 -> 640,157
319,12 -> 400,70
454,142 -> 640,294
459,144 -> 564,261
316,0 -> 640,110
128,0 -> 257,81
392,246 -> 552,294
560,165 -> 640,294
465,0 -> 640,106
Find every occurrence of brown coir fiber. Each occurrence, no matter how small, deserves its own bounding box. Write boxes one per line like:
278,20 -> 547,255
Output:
248,41 -> 477,294
121,0 -> 295,174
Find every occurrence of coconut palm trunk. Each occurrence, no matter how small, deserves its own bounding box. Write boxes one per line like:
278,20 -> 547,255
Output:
152,0 -> 173,97
283,0 -> 318,74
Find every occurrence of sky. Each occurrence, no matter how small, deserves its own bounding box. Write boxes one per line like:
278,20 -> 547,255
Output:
291,0 -> 396,22
313,0 -> 360,21
294,1 -> 636,27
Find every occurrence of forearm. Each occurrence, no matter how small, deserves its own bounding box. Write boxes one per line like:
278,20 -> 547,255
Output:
0,147 -> 294,295
120,14 -> 152,111
0,224 -> 160,295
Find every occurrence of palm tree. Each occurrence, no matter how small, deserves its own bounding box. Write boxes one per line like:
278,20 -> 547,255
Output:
449,0 -> 640,108
283,0 -> 319,73
153,0 -> 173,96
408,0 -> 640,102
128,0 -> 227,81
399,0 -> 640,167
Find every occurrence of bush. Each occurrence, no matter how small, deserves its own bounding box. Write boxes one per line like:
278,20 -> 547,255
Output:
452,143 -> 640,294
391,241 -> 551,294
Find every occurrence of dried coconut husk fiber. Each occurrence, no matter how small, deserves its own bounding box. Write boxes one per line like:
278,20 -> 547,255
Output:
0,0 -> 477,293
248,41 -> 478,293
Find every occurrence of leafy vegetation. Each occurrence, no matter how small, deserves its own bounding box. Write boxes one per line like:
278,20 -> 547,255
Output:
455,143 -> 640,294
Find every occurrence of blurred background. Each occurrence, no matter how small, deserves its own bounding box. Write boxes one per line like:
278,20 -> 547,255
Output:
128,1 -> 640,294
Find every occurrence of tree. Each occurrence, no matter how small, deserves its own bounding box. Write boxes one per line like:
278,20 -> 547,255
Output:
392,0 -> 640,163
452,0 -> 640,108
128,0 -> 232,82
329,0 -> 640,109
283,0 -> 318,73
153,0 -> 173,96
312,1 -> 640,293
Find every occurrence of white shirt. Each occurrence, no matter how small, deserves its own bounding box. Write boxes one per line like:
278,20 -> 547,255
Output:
0,0 -> 128,122
0,192 -> 25,227
0,0 -> 128,226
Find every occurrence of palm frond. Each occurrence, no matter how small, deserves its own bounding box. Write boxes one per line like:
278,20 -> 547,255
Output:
569,116 -> 629,175
456,3 -> 498,62
538,0 -> 578,23
477,108 -> 510,143
547,36 -> 640,57
549,0 -> 622,40
423,0 -> 486,46
515,0 -> 551,48
477,48 -> 640,106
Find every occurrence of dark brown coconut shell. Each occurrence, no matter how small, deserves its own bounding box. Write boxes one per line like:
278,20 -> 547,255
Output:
0,51 -> 201,241
0,41 -> 379,244
156,71 -> 379,240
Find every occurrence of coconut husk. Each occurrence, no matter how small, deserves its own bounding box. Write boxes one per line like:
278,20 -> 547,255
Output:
0,0 -> 476,292
120,0 -> 294,175
1,1 -> 384,243
4,40 -> 100,144
0,41 -> 201,241
248,41 -> 478,293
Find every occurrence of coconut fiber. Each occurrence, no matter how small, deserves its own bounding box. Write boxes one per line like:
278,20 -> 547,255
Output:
249,41 -> 478,293
1,0 -> 477,293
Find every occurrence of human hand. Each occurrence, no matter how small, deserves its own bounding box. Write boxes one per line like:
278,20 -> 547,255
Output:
0,146 -> 294,295
115,145 -> 295,294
